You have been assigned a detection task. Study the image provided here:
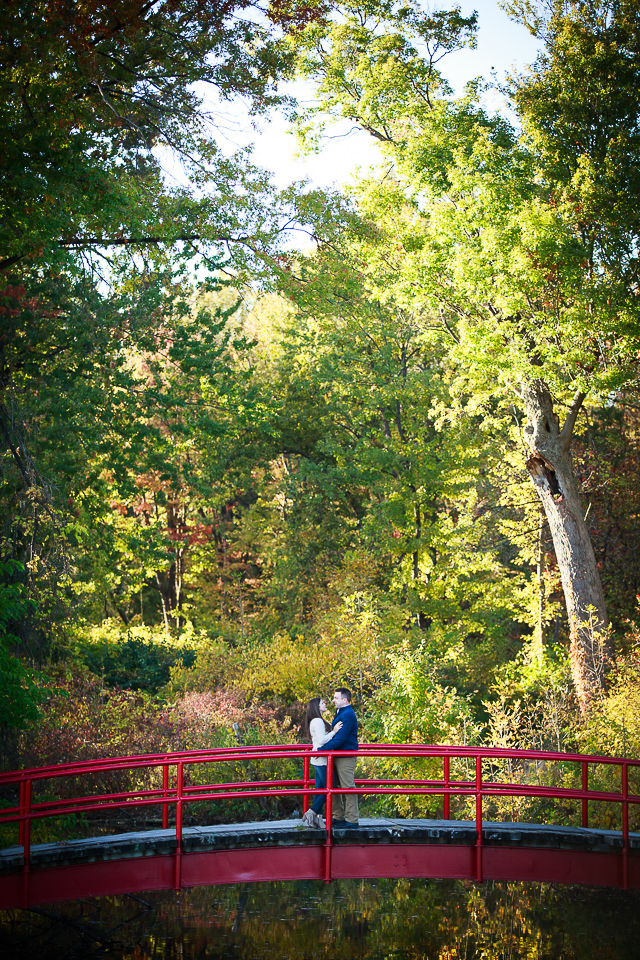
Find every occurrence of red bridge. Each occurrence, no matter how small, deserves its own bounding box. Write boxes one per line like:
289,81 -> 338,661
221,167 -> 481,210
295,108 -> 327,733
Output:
1,743 -> 639,908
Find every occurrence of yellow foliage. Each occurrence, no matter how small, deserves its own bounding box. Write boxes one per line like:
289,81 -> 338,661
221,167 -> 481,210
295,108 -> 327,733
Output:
167,638 -> 240,694
241,632 -> 348,701
582,677 -> 640,759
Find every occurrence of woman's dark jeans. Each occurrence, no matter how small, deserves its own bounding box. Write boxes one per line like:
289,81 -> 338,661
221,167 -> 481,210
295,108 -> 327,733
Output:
311,762 -> 328,814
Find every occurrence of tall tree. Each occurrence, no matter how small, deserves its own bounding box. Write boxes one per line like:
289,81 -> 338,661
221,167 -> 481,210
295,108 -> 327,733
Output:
270,180 -> 531,645
287,0 -> 640,703
495,0 -> 640,700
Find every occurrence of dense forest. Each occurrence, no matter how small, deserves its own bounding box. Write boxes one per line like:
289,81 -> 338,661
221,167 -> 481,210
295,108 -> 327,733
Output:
2,0 -> 640,780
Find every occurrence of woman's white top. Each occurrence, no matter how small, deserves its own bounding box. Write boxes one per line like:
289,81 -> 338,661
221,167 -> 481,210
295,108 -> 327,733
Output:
309,717 -> 336,766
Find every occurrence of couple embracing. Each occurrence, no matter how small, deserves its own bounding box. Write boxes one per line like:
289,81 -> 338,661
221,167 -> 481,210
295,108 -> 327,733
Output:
302,687 -> 359,829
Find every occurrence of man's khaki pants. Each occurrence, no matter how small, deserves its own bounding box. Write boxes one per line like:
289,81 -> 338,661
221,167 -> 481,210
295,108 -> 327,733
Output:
332,755 -> 359,823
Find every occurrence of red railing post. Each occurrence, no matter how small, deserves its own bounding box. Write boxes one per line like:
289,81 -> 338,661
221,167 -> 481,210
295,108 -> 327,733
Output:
18,779 -> 25,848
475,755 -> 483,882
443,755 -> 450,820
162,763 -> 169,830
302,753 -> 310,816
325,754 -> 333,883
21,778 -> 32,909
175,762 -> 184,890
622,762 -> 629,891
582,761 -> 589,828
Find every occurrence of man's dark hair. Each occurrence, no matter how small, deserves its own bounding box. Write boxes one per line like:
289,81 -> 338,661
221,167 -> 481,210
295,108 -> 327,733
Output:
336,687 -> 352,702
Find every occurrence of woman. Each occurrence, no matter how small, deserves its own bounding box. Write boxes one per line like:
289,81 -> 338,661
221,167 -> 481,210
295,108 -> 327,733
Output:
302,697 -> 343,828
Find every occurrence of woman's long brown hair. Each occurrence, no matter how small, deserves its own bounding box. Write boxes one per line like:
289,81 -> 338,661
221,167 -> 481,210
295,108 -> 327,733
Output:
303,697 -> 332,738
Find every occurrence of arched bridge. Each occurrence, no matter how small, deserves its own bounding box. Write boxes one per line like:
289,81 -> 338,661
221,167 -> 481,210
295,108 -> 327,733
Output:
1,743 -> 639,908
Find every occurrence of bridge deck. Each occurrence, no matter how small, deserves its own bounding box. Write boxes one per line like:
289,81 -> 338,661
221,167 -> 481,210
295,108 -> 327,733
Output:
2,817 -> 639,873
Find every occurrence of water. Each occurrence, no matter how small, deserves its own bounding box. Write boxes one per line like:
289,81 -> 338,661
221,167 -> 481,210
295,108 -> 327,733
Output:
2,879 -> 640,959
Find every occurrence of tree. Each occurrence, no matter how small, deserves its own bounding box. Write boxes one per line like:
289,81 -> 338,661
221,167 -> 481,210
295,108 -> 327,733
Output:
286,0 -> 640,705
491,0 -> 640,700
0,0 -> 341,657
270,178 -> 532,645
0,0 -> 308,270
2,265 -> 265,632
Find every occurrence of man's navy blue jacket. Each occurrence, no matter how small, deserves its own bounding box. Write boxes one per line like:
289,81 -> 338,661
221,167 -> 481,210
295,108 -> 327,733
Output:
316,705 -> 358,752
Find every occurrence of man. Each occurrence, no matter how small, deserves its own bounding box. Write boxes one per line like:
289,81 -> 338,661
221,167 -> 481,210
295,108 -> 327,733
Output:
316,687 -> 359,828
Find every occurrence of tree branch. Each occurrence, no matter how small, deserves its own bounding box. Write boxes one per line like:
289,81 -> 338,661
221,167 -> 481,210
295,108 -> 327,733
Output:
559,390 -> 586,450
60,234 -> 202,249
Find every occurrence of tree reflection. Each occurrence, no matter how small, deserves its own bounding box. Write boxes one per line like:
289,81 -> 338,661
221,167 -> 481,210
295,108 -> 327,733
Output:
2,879 -> 640,959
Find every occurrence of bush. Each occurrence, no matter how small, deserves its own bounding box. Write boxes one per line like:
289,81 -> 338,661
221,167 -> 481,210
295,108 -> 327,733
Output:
74,619 -> 198,694
361,643 -> 482,819
5,665 -> 306,842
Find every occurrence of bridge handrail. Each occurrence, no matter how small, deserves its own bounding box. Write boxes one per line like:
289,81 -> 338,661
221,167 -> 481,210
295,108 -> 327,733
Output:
2,742 -> 639,783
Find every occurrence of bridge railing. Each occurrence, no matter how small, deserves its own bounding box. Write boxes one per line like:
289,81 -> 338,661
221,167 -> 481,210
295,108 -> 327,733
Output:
2,744 -> 640,887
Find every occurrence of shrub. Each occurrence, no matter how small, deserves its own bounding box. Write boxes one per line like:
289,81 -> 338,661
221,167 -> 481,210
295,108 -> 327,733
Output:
361,643 -> 482,819
73,619 -> 198,693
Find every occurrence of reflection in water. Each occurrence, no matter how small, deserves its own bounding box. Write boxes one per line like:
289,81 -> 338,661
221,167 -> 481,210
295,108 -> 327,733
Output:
2,878 -> 640,959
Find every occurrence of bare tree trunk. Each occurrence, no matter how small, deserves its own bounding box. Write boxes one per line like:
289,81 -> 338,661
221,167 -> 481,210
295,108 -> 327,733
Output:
413,503 -> 428,630
521,379 -> 611,706
160,500 -> 187,633
532,509 -> 545,659
237,582 -> 245,639
155,572 -> 171,634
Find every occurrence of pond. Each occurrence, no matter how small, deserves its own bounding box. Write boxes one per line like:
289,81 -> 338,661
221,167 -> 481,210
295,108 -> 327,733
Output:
2,878 -> 640,959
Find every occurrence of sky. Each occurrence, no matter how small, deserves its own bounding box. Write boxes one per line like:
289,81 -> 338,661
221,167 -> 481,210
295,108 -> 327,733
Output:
203,0 -> 543,191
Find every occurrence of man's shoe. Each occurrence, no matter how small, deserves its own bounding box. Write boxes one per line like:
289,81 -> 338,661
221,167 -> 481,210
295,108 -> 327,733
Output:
343,821 -> 360,828
332,819 -> 347,827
